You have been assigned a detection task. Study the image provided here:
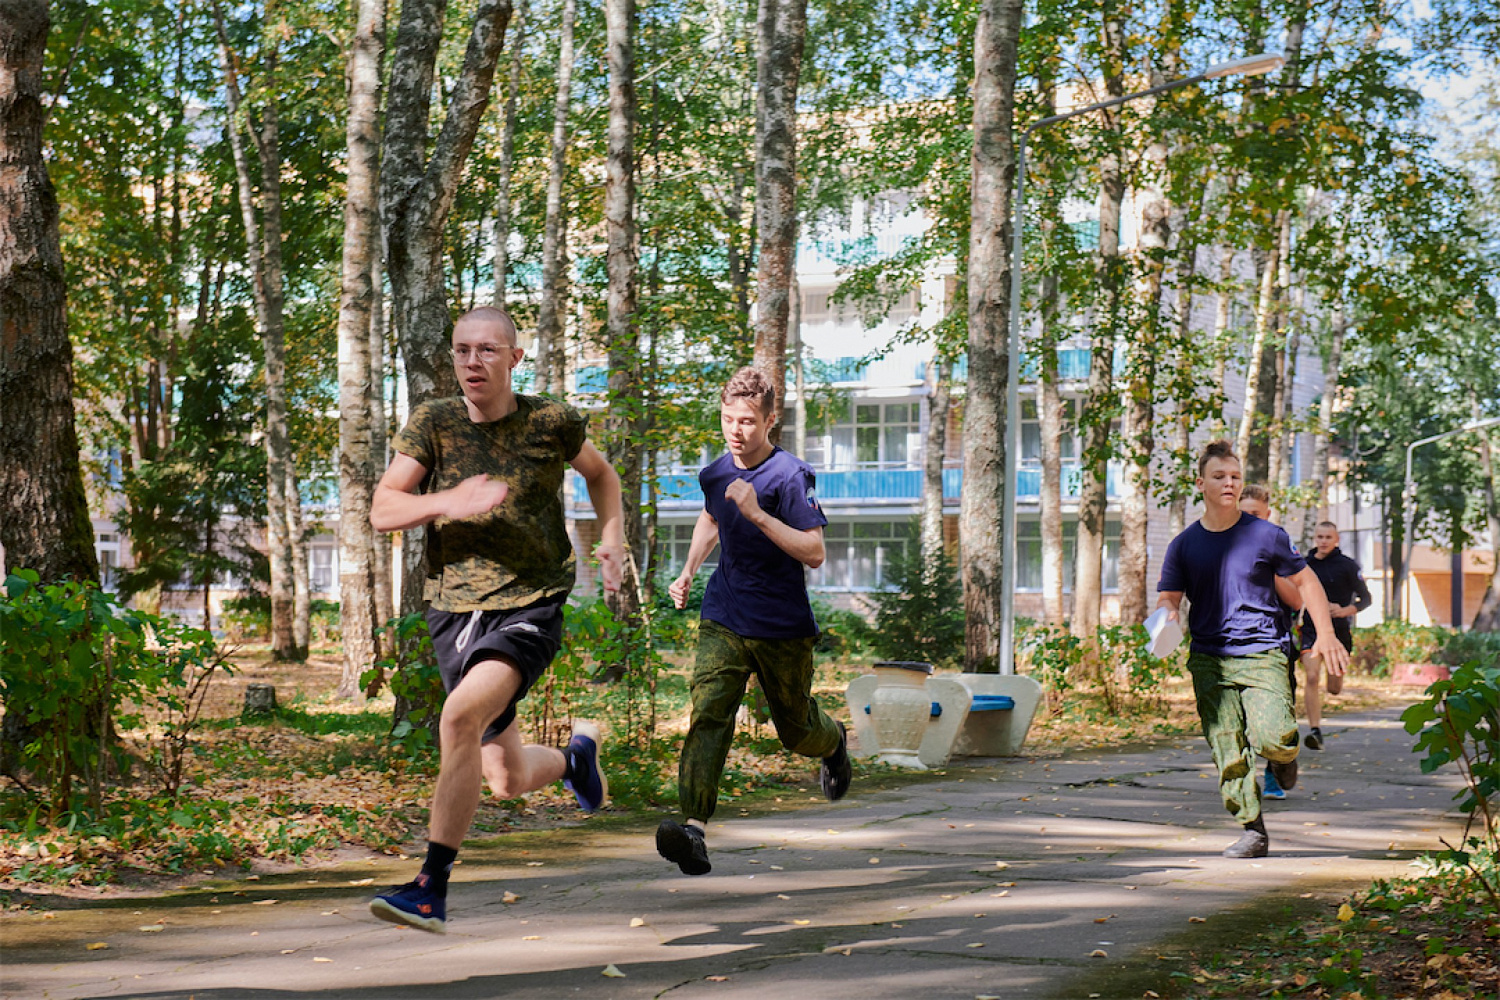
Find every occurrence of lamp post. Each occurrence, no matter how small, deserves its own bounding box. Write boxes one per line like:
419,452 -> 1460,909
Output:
996,53 -> 1286,674
1399,415 -> 1500,623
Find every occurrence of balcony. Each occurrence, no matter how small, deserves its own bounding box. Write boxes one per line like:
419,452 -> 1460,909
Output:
571,463 -> 1119,512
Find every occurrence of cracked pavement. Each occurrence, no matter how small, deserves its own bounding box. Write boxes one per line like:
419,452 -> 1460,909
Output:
0,705 -> 1464,999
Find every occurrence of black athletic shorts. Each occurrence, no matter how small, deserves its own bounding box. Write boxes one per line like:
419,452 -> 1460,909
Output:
425,594 -> 567,742
1299,619 -> 1354,655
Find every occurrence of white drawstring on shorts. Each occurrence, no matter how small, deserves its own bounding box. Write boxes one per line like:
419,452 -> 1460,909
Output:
454,609 -> 483,653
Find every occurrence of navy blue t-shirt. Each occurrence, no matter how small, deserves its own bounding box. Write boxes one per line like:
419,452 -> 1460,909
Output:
1157,511 -> 1308,657
699,447 -> 828,639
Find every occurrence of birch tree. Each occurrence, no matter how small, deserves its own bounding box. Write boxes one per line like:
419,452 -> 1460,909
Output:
533,0 -> 575,398
336,0 -> 386,698
751,0 -> 808,417
960,0 -> 1022,671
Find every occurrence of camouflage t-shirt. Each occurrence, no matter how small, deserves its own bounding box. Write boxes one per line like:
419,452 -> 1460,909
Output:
392,395 -> 589,612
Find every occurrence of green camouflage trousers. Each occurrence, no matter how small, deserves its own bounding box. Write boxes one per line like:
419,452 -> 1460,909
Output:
1186,649 -> 1300,825
678,620 -> 841,822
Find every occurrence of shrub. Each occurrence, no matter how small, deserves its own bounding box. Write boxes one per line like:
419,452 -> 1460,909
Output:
1351,620 -> 1449,677
0,570 -> 230,818
812,599 -> 875,657
221,594 -> 270,642
863,544 -> 965,670
362,613 -> 443,758
1439,630 -> 1500,669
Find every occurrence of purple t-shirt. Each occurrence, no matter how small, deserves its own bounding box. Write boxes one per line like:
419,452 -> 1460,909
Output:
699,447 -> 828,639
1157,511 -> 1308,656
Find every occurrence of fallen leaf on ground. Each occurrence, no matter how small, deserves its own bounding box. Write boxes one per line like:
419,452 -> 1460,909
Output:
629,917 -> 645,927
995,861 -> 1010,869
1337,903 -> 1355,922
792,919 -> 811,925
522,935 -> 541,940
138,925 -> 165,933
348,878 -> 373,886
313,957 -> 332,963
602,964 -> 626,978
776,894 -> 791,900
1188,916 -> 1206,923
966,942 -> 984,948
1094,917 -> 1110,923
868,858 -> 880,864
502,891 -> 521,904
281,949 -> 296,954
253,899 -> 278,906
526,862 -> 544,867
706,976 -> 728,982
1090,949 -> 1108,957
85,942 -> 109,951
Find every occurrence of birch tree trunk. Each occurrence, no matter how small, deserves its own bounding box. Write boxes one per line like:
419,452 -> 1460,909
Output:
336,0 -> 386,697
1471,406 -> 1500,632
751,0 -> 808,420
287,471 -> 310,657
1168,240 -> 1199,537
1073,2 -> 1127,638
923,355 -> 952,564
216,11 -> 299,659
491,0 -> 527,306
790,266 -> 806,457
959,0 -> 1022,672
1038,273 -> 1065,625
370,232 -> 394,652
1237,216 -> 1286,481
604,0 -> 642,617
1303,306 -> 1344,548
1118,78 -> 1173,626
381,0 -> 512,615
533,0 -> 575,398
0,0 -> 99,584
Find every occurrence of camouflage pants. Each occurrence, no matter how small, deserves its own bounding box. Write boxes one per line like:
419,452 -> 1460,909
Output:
1186,649 -> 1300,825
678,620 -> 842,822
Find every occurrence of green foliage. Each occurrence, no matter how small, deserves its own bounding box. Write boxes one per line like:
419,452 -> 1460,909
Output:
1402,660 -> 1500,864
863,543 -> 965,670
1017,619 -> 1181,716
0,570 -> 230,818
1352,621 -> 1450,676
813,598 -> 876,659
1439,630 -> 1500,669
362,614 -> 444,759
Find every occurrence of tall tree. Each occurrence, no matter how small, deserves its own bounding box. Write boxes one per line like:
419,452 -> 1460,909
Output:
604,0 -> 643,612
960,0 -> 1022,672
380,0 -> 512,613
750,0 -> 808,417
1072,0 -> 1128,639
215,3 -> 304,660
491,0 -> 527,308
336,0 -> 386,698
533,0 -> 575,398
0,0 -> 98,584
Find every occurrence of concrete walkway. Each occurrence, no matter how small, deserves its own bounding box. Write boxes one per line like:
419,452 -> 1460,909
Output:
2,705 -> 1464,1000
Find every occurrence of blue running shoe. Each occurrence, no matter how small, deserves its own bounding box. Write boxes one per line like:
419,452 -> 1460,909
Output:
1262,763 -> 1286,800
564,721 -> 608,812
370,872 -> 446,933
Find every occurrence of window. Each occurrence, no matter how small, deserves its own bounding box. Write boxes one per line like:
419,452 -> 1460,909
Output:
810,520 -> 913,590
310,546 -> 336,593
810,401 -> 918,471
1020,398 -> 1078,466
662,523 -> 718,578
1015,520 -> 1120,593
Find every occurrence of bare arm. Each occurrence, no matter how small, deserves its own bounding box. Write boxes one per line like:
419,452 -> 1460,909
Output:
1157,590 -> 1184,620
668,509 -> 720,609
370,452 -> 509,533
724,479 -> 825,568
1274,574 -> 1304,613
1291,566 -> 1350,675
570,440 -> 625,592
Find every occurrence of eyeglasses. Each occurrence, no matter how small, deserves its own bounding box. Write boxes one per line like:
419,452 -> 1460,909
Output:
450,345 -> 509,364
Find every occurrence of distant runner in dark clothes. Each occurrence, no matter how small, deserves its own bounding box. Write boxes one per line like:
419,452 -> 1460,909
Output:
1299,521 -> 1372,750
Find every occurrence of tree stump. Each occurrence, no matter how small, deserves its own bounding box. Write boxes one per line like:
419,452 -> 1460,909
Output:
243,683 -> 278,717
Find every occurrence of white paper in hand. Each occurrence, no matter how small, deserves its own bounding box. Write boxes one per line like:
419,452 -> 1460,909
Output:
1144,607 -> 1183,659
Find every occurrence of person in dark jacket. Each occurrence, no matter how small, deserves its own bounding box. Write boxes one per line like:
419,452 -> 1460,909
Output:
1299,521 -> 1372,749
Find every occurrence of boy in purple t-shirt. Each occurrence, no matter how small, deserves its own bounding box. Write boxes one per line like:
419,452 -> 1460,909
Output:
657,367 -> 850,875
1157,441 -> 1349,858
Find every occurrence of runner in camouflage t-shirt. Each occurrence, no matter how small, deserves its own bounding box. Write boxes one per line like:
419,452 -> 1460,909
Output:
367,307 -> 624,934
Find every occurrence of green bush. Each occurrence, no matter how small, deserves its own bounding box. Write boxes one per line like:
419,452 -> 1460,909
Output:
862,544 -> 965,670
1352,620 -> 1450,676
362,613 -> 443,758
0,570 -> 228,818
221,593 -> 270,642
813,598 -> 875,657
1439,631 -> 1500,669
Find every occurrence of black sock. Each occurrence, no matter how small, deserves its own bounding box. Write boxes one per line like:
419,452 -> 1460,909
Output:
561,745 -> 578,783
421,841 -> 459,895
1245,815 -> 1267,834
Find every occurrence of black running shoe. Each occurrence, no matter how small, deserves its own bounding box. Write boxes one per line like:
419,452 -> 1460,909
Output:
563,721 -> 608,812
369,872 -> 446,933
1269,754 -> 1299,792
656,819 -> 711,876
820,722 -> 852,802
1304,726 -> 1324,750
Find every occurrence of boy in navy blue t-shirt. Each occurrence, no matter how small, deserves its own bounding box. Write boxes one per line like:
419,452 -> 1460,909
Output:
657,367 -> 850,875
1157,441 -> 1349,858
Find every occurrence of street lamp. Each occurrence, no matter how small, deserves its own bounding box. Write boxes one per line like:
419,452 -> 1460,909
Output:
997,53 -> 1286,674
1399,415 -> 1500,622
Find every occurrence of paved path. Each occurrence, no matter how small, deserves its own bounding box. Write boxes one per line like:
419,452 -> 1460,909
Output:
2,706 -> 1464,1000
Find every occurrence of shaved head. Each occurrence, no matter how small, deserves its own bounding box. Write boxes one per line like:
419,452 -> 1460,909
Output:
454,306 -> 518,346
